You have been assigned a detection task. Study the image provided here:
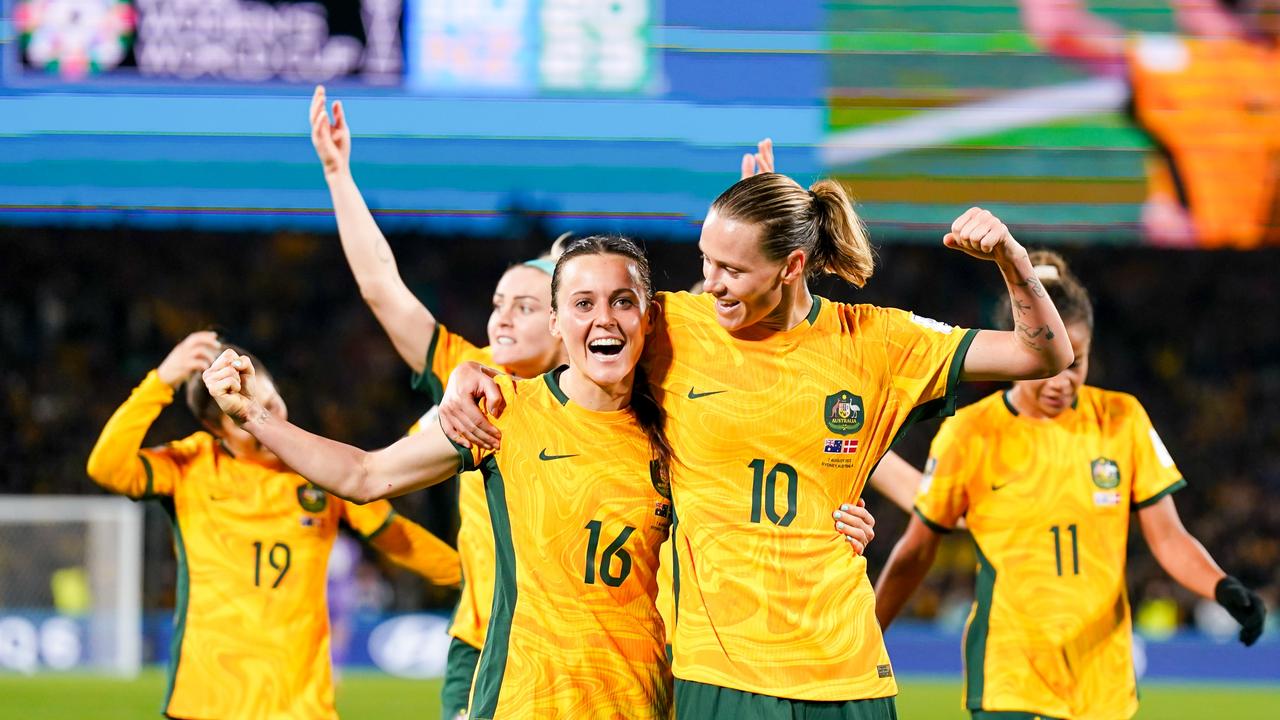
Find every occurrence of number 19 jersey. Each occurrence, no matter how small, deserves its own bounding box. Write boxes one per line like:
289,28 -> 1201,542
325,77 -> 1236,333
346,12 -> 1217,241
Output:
646,291 -> 976,701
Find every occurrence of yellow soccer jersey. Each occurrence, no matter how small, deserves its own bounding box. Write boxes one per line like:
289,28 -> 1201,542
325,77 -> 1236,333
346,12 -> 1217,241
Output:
410,323 -> 500,650
646,291 -> 976,701
914,387 -> 1185,720
85,371 -> 451,720
452,370 -> 673,720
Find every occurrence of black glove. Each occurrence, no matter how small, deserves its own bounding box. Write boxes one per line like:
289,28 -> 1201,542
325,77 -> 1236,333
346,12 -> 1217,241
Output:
1215,576 -> 1266,647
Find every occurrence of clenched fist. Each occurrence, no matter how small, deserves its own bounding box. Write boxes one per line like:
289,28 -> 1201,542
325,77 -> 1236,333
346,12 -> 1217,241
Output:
202,349 -> 265,426
943,207 -> 1025,264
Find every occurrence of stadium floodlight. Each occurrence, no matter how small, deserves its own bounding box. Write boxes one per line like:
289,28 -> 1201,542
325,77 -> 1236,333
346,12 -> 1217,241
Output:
0,496 -> 142,677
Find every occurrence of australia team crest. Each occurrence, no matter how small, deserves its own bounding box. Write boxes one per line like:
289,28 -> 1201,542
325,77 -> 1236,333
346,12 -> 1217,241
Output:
824,391 -> 864,435
1090,458 -> 1121,489
296,483 -> 328,513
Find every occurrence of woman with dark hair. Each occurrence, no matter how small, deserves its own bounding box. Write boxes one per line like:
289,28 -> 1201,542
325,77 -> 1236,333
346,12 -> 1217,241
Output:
206,237 -> 679,718
86,331 -> 460,720
870,251 -> 1265,720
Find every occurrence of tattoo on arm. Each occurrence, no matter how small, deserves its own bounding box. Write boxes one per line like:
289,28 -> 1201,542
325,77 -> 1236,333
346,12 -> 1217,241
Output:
1014,276 -> 1047,298
255,407 -> 270,424
1015,322 -> 1055,351
1011,298 -> 1031,316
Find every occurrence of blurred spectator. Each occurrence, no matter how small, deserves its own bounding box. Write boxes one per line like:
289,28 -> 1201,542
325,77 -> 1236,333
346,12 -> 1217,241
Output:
1019,0 -> 1280,248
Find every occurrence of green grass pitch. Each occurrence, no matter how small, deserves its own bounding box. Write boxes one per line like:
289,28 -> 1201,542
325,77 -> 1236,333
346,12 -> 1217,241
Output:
1,670 -> 1277,719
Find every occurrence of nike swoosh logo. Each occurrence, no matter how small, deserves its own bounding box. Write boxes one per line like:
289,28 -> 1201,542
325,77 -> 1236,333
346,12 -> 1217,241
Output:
687,388 -> 726,400
539,449 -> 580,461
990,481 -> 1013,491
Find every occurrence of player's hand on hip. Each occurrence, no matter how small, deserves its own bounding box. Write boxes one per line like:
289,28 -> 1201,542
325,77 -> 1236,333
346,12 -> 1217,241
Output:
1215,576 -> 1267,647
438,362 -> 507,450
202,349 -> 264,426
832,498 -> 876,556
310,85 -> 352,178
157,331 -> 221,387
943,207 -> 1025,264
740,138 -> 774,179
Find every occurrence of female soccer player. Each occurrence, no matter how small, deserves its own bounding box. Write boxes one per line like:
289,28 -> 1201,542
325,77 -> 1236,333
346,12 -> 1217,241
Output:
205,237 -> 681,718
310,85 -> 566,719
309,100 -> 885,718
86,331 -> 461,720
442,173 -> 1075,718
870,251 -> 1266,720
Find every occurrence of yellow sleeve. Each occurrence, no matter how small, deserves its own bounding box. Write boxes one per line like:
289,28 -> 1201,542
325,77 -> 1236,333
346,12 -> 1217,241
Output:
1126,397 -> 1186,509
880,308 -> 978,421
343,500 -> 463,586
85,370 -> 183,499
409,323 -> 483,403
912,418 -> 970,532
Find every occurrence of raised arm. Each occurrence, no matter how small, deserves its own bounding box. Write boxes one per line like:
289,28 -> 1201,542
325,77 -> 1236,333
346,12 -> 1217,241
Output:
203,349 -> 460,503
1138,495 -> 1265,646
311,85 -> 436,373
1017,0 -> 1128,72
86,331 -> 220,497
944,208 -> 1074,381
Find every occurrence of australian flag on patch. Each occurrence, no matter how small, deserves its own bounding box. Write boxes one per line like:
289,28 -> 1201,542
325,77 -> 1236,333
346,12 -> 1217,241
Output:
824,438 -> 859,454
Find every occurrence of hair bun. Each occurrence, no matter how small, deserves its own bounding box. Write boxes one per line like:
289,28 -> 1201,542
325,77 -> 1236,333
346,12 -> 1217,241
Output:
1033,264 -> 1061,282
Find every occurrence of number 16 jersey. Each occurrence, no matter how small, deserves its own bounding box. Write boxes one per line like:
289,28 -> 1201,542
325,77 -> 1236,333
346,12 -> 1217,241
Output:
452,370 -> 673,720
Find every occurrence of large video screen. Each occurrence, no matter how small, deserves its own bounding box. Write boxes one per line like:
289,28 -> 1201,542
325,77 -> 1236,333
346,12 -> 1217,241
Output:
5,1 -> 1276,246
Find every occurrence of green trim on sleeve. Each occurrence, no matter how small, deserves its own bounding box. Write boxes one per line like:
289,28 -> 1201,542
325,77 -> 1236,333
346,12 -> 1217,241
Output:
410,324 -> 446,402
884,328 -> 980,451
446,435 -> 478,473
964,539 -> 996,711
940,328 -> 980,419
1134,478 -> 1187,511
159,497 -> 189,717
470,456 -> 516,720
912,506 -> 955,535
139,454 -> 156,500
363,509 -> 399,542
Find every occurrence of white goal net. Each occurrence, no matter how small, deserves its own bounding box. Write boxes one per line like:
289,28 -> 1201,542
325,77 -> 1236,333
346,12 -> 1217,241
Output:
0,496 -> 142,676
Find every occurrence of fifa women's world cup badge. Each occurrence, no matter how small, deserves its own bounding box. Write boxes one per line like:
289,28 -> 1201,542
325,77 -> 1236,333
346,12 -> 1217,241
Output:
824,391 -> 864,435
15,0 -> 136,79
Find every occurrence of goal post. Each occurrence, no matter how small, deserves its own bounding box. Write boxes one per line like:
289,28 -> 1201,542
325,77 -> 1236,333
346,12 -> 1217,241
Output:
0,496 -> 142,676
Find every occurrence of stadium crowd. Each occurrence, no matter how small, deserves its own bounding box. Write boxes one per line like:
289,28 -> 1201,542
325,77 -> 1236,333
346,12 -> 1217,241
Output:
3,223 -> 1277,631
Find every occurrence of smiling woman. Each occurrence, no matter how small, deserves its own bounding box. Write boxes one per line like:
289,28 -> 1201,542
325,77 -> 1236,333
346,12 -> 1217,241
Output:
202,236 -> 678,719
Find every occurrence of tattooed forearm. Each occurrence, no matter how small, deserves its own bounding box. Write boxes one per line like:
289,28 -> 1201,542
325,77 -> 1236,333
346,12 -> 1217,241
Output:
1014,276 -> 1046,298
1011,298 -> 1031,316
1015,322 -> 1055,350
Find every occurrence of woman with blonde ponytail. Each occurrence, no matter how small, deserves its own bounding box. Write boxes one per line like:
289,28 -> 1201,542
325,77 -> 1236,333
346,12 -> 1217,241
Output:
871,250 -> 1265,719
442,146 -> 1076,718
